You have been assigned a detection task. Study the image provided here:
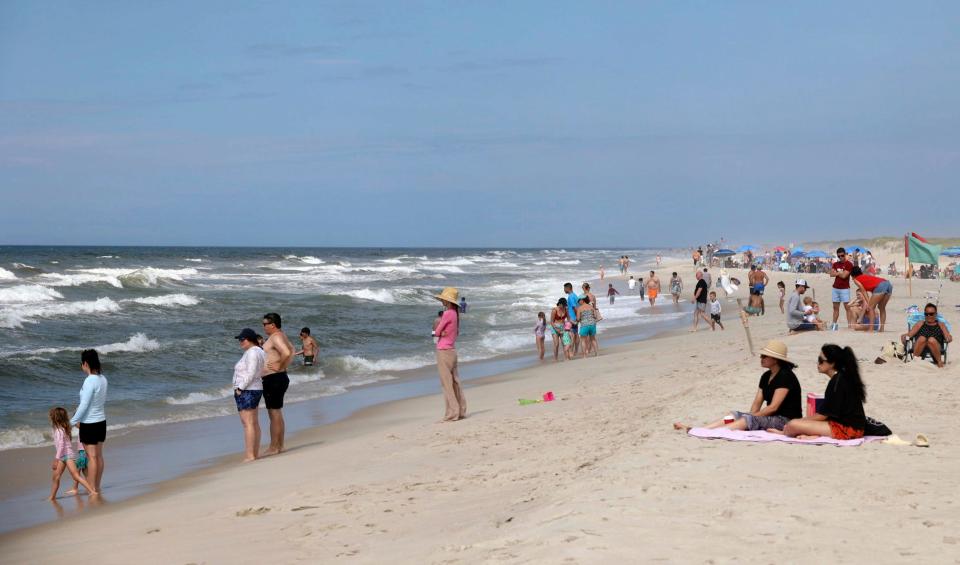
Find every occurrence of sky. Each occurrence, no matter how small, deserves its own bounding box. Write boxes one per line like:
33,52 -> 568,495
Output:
1,1 -> 958,247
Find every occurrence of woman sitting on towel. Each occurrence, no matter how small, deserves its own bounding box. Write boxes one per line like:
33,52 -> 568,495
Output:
775,344 -> 866,440
673,340 -> 802,432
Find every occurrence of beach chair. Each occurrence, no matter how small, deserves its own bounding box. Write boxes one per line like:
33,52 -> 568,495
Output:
904,310 -> 950,364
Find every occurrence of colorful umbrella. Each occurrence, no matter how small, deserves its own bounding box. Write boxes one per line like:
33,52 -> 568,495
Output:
713,249 -> 736,257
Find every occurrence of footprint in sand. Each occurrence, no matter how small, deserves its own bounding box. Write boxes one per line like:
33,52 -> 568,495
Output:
236,507 -> 271,517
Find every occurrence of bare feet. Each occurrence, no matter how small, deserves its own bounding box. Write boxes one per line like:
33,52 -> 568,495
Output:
242,457 -> 257,463
765,428 -> 784,435
673,422 -> 691,432
261,448 -> 283,456
796,434 -> 822,440
64,489 -> 78,496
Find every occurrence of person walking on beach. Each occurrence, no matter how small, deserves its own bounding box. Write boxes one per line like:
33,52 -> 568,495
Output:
70,349 -> 107,493
638,276 -> 645,301
261,313 -> 293,455
708,291 -> 724,330
656,254 -> 662,267
459,296 -> 467,313
295,327 -> 319,366
434,287 -> 466,421
599,265 -> 605,280
829,247 -> 854,331
691,271 -> 712,331
48,407 -> 98,500
701,268 -> 712,289
233,328 -> 265,462
534,312 -> 547,361
564,282 -> 580,354
669,272 -> 682,305
607,283 -> 620,305
647,271 -> 661,307
627,275 -> 636,293
777,281 -> 786,314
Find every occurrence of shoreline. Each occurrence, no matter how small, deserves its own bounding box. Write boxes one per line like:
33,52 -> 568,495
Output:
0,276 -> 690,534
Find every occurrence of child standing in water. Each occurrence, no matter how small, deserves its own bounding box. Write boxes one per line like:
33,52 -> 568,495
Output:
48,407 -> 97,499
534,312 -> 547,360
607,283 -> 620,305
777,281 -> 786,314
562,320 -> 574,360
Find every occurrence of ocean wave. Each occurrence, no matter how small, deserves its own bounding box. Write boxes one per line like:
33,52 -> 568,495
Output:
0,285 -> 63,305
0,297 -> 121,329
347,288 -> 433,304
533,259 -> 582,266
97,255 -> 118,259
165,387 -> 233,405
284,255 -> 324,265
480,331 -> 531,353
98,333 -> 161,354
0,267 -> 16,280
0,426 -> 49,450
184,258 -> 203,262
332,354 -> 434,374
421,258 -> 475,267
125,294 -> 200,307
39,267 -> 198,289
0,332 -> 161,358
418,264 -> 465,274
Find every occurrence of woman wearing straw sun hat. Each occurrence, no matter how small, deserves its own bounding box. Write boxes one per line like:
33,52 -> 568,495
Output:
433,287 -> 466,422
673,340 -> 802,432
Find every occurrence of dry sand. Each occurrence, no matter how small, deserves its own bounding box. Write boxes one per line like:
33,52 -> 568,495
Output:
2,260 -> 958,564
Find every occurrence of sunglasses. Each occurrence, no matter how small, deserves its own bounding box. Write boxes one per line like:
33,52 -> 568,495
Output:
817,357 -> 827,364
925,311 -> 937,316
262,322 -> 274,326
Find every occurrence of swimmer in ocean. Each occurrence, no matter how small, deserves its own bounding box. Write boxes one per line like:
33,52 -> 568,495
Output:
296,327 -> 319,366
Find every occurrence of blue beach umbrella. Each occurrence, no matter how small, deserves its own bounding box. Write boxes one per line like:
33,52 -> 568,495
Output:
713,249 -> 736,257
847,245 -> 870,254
942,247 -> 960,257
790,249 -> 806,258
805,250 -> 830,259
736,245 -> 758,253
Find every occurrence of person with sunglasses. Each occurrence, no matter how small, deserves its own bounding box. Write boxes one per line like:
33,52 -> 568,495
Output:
829,247 -> 855,331
776,344 -> 866,440
673,341 -> 801,432
904,303 -> 952,368
261,312 -> 294,455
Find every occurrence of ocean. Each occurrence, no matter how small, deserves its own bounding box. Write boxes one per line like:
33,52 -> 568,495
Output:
0,246 -> 682,451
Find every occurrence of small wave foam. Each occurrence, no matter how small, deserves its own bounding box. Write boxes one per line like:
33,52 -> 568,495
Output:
125,294 -> 200,307
0,285 -> 63,305
166,387 -> 233,405
0,332 -> 162,358
0,426 -> 49,450
40,267 -> 198,289
0,297 -> 120,328
184,258 -> 203,262
333,354 -> 434,374
0,267 -> 16,280
98,333 -> 161,354
284,255 -> 324,265
348,288 -> 431,304
480,331 -> 531,353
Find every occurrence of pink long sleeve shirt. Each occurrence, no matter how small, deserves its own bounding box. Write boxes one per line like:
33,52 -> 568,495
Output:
53,427 -> 77,460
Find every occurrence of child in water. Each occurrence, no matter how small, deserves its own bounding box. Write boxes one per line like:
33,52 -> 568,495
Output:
534,312 -> 547,360
777,281 -> 786,314
48,407 -> 97,499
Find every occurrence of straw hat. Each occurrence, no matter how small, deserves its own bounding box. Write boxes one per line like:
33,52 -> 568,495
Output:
434,287 -> 460,306
759,340 -> 797,367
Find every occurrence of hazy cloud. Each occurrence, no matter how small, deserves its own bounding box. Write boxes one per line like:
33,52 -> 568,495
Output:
440,57 -> 563,73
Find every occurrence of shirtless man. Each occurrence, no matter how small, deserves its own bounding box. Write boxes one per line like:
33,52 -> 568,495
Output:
647,270 -> 661,307
296,327 -> 319,366
261,312 -> 294,455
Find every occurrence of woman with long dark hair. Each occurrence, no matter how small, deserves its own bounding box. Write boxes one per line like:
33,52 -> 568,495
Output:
779,344 -> 867,440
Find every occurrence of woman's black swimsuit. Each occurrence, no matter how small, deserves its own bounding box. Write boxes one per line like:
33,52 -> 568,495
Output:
917,321 -> 945,345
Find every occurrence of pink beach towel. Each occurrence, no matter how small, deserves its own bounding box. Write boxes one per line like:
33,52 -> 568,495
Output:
688,427 -> 885,447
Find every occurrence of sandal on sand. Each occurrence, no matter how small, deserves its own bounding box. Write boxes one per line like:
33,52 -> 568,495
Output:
915,433 -> 930,448
882,434 -> 911,446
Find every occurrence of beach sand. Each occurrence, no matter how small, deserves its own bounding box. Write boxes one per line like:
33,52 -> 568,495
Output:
3,259 -> 959,564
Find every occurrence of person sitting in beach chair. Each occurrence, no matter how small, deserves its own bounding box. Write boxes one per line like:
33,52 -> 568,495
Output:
902,303 -> 952,368
673,341 -> 801,433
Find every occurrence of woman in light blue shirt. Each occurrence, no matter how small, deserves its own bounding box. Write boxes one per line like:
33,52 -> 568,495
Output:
71,349 -> 108,493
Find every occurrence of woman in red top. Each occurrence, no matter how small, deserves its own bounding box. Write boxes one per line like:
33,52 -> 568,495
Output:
850,267 -> 893,333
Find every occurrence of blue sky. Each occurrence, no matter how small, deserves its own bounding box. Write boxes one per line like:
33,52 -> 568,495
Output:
1,1 -> 958,246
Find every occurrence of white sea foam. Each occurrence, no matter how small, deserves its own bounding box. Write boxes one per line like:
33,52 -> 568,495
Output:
0,426 -> 49,450
125,294 -> 200,307
97,255 -> 118,259
165,387 -> 233,405
284,255 -> 324,265
334,354 -> 434,374
98,333 -> 161,353
0,297 -> 121,328
0,267 -> 16,280
184,258 -> 203,262
480,331 -> 531,352
421,258 -> 475,266
39,267 -> 198,288
0,285 -> 63,305
419,264 -> 465,274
